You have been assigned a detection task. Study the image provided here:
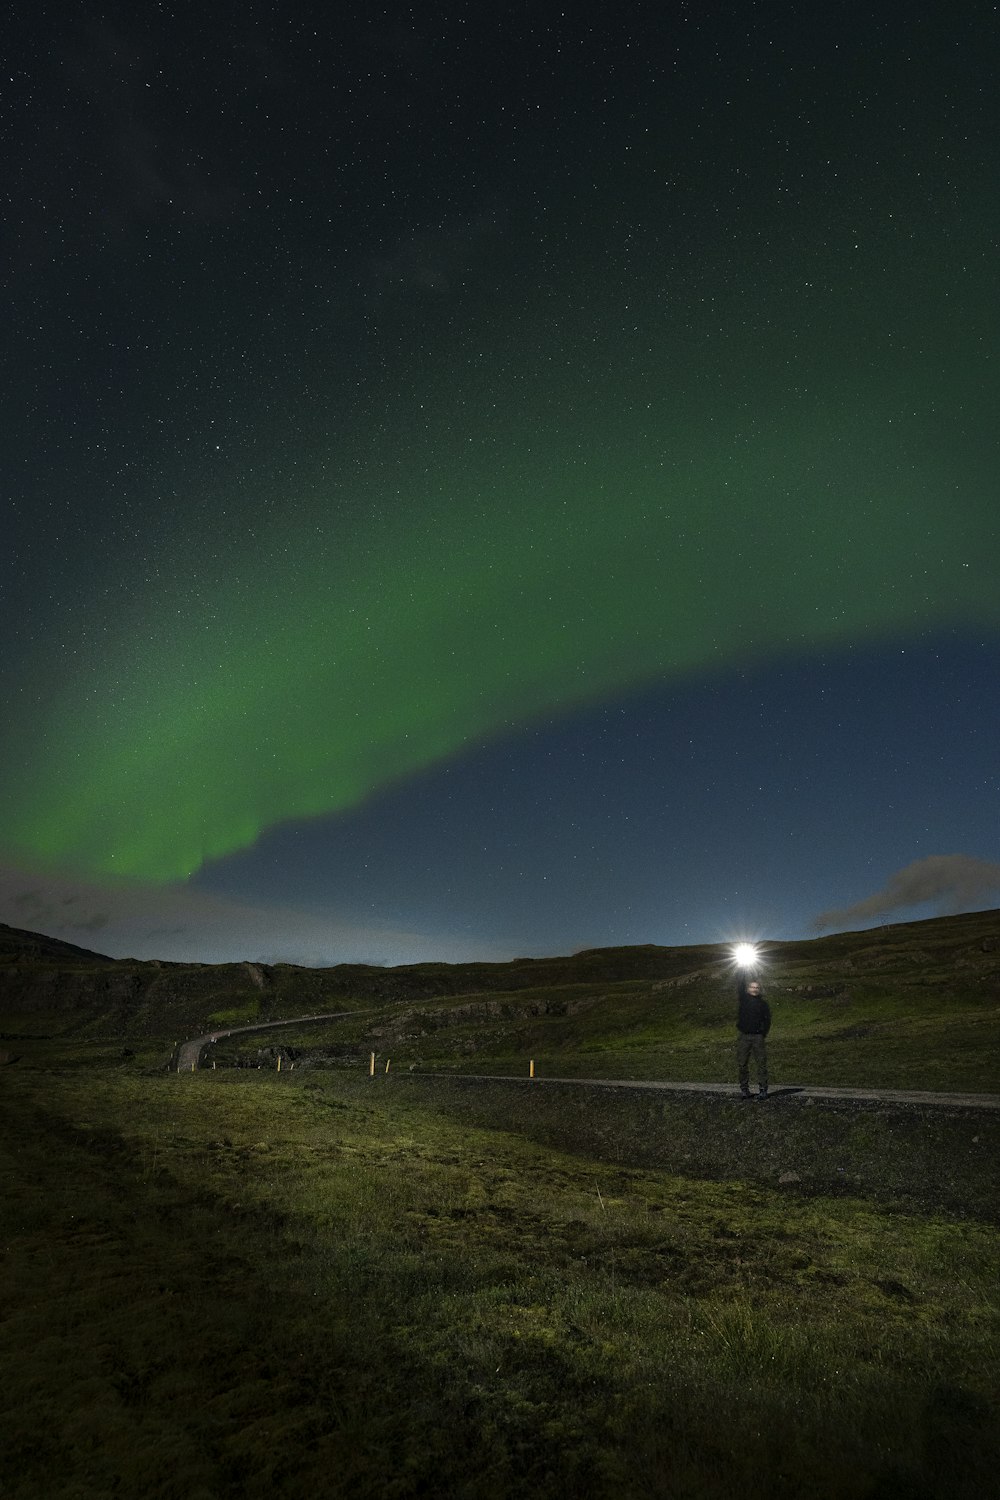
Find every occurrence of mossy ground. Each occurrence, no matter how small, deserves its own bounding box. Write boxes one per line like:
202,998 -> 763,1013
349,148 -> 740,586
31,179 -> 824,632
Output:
4,913 -> 998,1495
223,969 -> 999,1093
2,1061 -> 998,1499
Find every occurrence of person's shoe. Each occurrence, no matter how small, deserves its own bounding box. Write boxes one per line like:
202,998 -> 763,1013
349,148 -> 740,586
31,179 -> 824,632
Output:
758,1088 -> 768,1100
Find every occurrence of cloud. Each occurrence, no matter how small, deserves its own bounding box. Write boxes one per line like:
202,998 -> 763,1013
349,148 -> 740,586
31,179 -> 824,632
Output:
8,886 -> 111,933
813,854 -> 1000,932
0,861 -> 518,968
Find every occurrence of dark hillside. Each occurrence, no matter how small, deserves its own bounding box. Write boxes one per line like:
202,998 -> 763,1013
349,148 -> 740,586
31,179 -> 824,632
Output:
0,922 -> 113,966
208,908 -> 1000,1092
1,912 -> 998,1064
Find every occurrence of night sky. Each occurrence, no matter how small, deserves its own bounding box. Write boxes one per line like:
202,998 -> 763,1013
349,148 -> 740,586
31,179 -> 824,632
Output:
3,1 -> 998,964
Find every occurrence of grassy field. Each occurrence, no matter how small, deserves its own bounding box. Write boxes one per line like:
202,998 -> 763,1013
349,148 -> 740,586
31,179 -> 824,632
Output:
216,978 -> 1000,1094
3,911 -> 998,1496
248,984 -> 999,1091
187,910 -> 1000,1090
5,912 -> 999,1090
2,1059 -> 998,1499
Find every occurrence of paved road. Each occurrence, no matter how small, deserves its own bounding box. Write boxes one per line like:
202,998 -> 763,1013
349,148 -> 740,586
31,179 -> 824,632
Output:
175,1012 -> 356,1072
429,1074 -> 1000,1111
174,1023 -> 1000,1111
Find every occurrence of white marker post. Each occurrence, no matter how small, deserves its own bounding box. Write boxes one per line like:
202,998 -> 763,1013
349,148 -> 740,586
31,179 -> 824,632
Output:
369,1052 -> 376,1077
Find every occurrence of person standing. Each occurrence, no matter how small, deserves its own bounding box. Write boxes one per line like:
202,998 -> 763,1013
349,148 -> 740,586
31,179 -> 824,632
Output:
736,977 -> 771,1099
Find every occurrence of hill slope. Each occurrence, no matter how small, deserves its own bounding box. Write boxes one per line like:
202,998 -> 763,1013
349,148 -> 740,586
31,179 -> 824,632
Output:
0,922 -> 113,965
2,910 -> 998,1090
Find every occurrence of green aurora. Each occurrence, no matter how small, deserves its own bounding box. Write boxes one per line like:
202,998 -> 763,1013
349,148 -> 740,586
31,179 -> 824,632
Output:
4,209 -> 997,883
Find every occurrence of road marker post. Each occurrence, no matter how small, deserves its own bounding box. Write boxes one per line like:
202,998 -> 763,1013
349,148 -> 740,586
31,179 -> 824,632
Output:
529,1059 -> 535,1079
385,1058 -> 391,1073
369,1051 -> 376,1077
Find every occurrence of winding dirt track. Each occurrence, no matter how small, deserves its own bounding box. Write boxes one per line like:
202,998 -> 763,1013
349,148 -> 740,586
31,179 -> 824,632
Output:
174,1018 -> 1000,1110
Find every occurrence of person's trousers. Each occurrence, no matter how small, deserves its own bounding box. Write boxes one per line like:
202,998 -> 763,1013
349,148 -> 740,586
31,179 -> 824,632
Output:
736,1031 -> 768,1091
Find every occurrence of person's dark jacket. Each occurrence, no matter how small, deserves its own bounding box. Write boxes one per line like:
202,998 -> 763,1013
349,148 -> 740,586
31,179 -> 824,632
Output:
736,980 -> 771,1037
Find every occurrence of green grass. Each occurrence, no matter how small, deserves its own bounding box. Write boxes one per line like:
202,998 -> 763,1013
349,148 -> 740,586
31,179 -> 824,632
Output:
3,912 -> 999,1494
375,1073 -> 1000,1221
206,1001 -> 262,1027
183,911 -> 1000,1091
220,975 -> 1000,1093
2,1062 -> 998,1499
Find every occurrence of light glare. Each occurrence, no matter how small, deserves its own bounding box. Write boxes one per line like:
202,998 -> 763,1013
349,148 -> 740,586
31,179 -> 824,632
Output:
733,942 -> 759,969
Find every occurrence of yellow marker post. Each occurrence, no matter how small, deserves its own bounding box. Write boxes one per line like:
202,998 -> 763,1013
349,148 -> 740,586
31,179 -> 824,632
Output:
529,1059 -> 535,1079
369,1051 -> 376,1077
191,1062 -> 196,1073
277,1053 -> 281,1072
385,1058 -> 391,1074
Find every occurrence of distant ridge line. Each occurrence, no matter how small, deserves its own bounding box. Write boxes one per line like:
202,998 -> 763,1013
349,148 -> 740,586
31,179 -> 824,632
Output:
1,905 -> 997,976
0,922 -> 113,965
